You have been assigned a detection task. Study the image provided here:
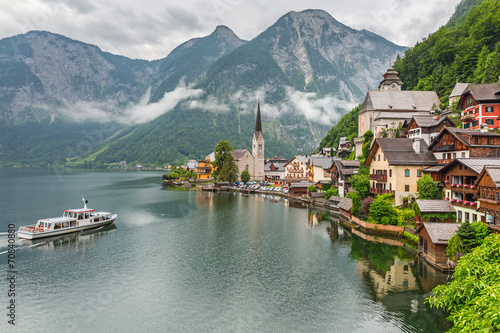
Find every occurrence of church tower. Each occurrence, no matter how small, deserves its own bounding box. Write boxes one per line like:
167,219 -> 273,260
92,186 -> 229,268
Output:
252,100 -> 265,181
378,65 -> 403,91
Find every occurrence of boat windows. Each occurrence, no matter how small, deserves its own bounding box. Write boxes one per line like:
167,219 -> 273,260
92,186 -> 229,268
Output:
70,221 -> 76,227
54,223 -> 62,230
85,213 -> 90,219
62,222 -> 69,228
78,214 -> 83,220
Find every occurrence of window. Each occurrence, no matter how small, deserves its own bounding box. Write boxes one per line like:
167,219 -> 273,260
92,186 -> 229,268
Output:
405,185 -> 410,192
473,120 -> 479,127
465,212 -> 470,222
486,106 -> 494,113
469,110 -> 473,115
486,118 -> 494,125
464,123 -> 470,129
481,215 -> 485,223
405,169 -> 410,177
389,169 -> 392,177
488,137 -> 494,145
384,155 -> 386,161
472,214 -> 477,222
475,107 -> 479,114
458,211 -> 462,220
417,169 -> 422,177
452,153 -> 456,159
378,155 -> 380,161
461,152 -> 466,158
459,164 -> 462,170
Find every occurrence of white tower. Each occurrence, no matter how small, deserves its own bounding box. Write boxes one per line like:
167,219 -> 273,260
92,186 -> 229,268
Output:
252,100 -> 265,181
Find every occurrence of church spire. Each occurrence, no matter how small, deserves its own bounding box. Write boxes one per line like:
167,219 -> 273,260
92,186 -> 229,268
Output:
255,100 -> 262,133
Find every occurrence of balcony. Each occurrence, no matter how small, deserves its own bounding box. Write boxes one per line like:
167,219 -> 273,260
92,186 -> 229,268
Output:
369,188 -> 395,195
448,199 -> 478,210
447,183 -> 477,194
435,144 -> 455,152
370,174 -> 387,181
461,114 -> 475,121
438,159 -> 452,165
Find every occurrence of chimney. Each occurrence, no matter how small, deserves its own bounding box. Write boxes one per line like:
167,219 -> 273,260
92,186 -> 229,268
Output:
413,137 -> 421,154
480,123 -> 489,133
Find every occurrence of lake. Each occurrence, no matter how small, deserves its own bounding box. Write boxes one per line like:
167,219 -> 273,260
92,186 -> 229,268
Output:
0,168 -> 451,332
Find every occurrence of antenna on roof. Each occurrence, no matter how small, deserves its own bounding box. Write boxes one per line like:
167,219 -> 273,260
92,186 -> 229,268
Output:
82,196 -> 88,209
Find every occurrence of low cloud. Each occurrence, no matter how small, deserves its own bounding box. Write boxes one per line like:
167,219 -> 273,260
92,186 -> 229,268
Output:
285,87 -> 356,125
59,83 -> 204,124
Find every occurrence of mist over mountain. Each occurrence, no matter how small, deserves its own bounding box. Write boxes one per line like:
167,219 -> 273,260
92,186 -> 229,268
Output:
0,9 -> 405,166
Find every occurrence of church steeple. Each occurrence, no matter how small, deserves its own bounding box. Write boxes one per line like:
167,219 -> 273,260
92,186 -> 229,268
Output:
255,100 -> 262,133
378,65 -> 404,91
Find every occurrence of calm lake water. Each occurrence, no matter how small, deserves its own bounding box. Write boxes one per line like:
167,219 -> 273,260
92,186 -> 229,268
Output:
0,168 -> 451,332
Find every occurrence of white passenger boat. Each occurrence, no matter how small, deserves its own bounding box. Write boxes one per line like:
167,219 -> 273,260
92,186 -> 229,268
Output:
17,197 -> 117,240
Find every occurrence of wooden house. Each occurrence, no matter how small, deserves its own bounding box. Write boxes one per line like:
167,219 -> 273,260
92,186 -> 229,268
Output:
289,182 -> 315,196
331,160 -> 359,197
414,200 -> 456,227
416,222 -> 460,271
283,155 -> 309,183
475,166 -> 500,231
196,160 -> 213,180
406,115 -> 454,145
428,127 -> 500,164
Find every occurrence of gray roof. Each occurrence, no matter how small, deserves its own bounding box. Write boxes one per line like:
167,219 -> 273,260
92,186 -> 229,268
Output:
412,115 -> 450,128
231,149 -> 251,160
462,83 -> 500,102
423,165 -> 447,173
374,111 -> 421,121
338,197 -> 353,211
290,182 -> 315,188
485,166 -> 500,187
292,155 -> 309,164
360,90 -> 440,114
310,156 -> 335,169
264,162 -> 286,172
415,200 -> 456,214
419,223 -> 460,245
340,160 -> 360,167
429,127 -> 500,150
453,158 -> 500,174
449,82 -> 469,98
373,138 -> 437,166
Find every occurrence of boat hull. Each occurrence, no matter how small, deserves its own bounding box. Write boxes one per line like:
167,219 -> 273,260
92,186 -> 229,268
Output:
17,215 -> 117,240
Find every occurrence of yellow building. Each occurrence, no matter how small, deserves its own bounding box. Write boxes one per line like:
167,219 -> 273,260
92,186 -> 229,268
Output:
197,152 -> 214,180
365,138 -> 437,206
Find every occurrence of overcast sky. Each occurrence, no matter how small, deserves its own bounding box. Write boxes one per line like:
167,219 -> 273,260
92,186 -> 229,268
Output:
0,0 -> 463,61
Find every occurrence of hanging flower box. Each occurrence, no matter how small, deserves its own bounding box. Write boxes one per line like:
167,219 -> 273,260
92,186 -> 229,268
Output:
464,201 -> 470,205
464,184 -> 470,188
458,200 -> 463,203
472,202 -> 477,206
451,199 -> 457,203
445,197 -> 450,200
471,185 -> 476,189
445,180 -> 450,183
451,184 -> 456,187
457,184 -> 463,188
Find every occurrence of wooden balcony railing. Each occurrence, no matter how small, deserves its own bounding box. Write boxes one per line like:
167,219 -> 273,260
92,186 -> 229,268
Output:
369,188 -> 395,195
461,114 -> 475,121
370,174 -> 387,181
435,144 -> 455,152
438,159 -> 452,164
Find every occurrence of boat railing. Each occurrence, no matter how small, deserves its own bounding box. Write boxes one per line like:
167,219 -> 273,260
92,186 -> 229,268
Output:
18,225 -> 47,233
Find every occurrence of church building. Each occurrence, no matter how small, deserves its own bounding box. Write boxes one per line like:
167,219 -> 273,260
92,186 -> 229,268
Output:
231,101 -> 265,181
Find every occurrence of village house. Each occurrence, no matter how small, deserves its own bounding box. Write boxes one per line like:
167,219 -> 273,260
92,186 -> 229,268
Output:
406,114 -> 455,145
475,166 -> 500,231
427,126 -> 500,164
264,156 -> 288,183
338,137 -> 354,151
289,182 -> 315,196
308,156 -> 335,183
448,82 -> 469,107
357,66 -> 440,140
435,158 -> 500,223
196,159 -> 213,180
186,159 -> 198,172
417,222 -> 460,272
414,200 -> 456,227
331,160 -> 360,197
283,155 -> 309,183
365,138 -> 437,206
458,81 -> 500,130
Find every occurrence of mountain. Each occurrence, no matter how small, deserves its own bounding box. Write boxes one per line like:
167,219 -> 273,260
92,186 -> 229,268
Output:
90,10 -> 406,165
0,30 -> 158,123
0,10 -> 406,166
201,10 -> 406,102
149,25 -> 246,103
393,0 -> 500,107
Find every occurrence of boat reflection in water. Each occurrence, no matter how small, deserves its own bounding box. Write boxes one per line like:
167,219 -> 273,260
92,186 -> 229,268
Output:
18,224 -> 117,251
